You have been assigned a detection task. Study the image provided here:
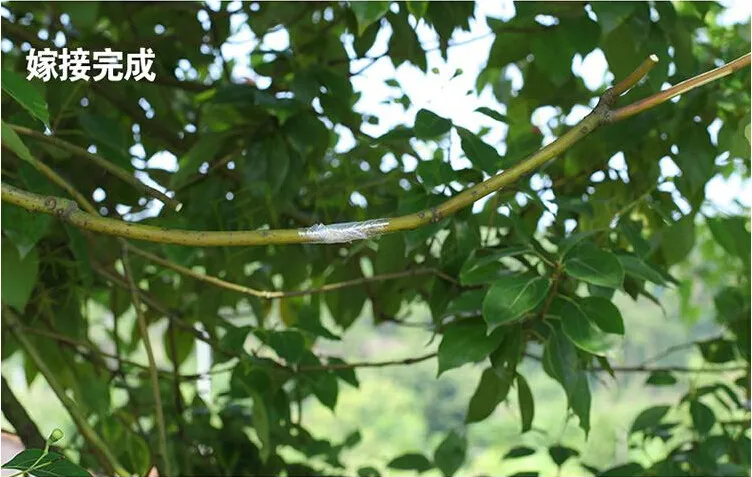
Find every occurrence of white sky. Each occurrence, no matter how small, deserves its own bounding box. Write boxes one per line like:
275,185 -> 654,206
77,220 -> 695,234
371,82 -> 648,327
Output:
141,0 -> 752,217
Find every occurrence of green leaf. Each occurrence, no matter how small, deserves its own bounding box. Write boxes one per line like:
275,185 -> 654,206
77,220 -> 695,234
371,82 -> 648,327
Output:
707,216 -> 751,268
1,240 -> 39,312
549,297 -> 622,356
311,370 -> 339,410
466,367 -> 513,423
437,321 -> 505,376
563,242 -> 624,289
1,69 -> 49,126
1,121 -> 36,164
387,453 -> 433,473
163,325 -> 195,366
374,233 -> 406,274
351,1 -> 389,36
64,1 -> 100,29
645,370 -> 677,386
697,338 -> 736,363
416,157 -> 454,189
358,466 -> 381,477
433,430 -> 466,477
457,126 -> 504,174
630,405 -> 670,434
263,329 -> 306,364
1,449 -> 91,477
475,106 -> 509,124
548,445 -> 579,467
78,113 -> 131,169
171,132 -> 227,188
387,11 -> 427,72
459,246 -> 527,286
482,273 -> 550,330
516,373 -> 535,433
661,217 -> 695,265
689,400 -> 715,435
64,225 -> 93,286
325,261 -> 367,329
2,202 -> 52,260
250,390 -> 272,461
406,1 -> 429,18
598,463 -> 644,477
125,431 -> 151,477
616,255 -> 666,285
414,109 -> 452,139
543,327 -> 591,435
503,446 -> 536,459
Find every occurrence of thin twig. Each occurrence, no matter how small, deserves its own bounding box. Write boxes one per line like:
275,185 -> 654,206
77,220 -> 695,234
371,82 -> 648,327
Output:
300,351 -> 437,371
9,125 -> 181,211
122,246 -> 172,477
126,243 -> 459,299
611,53 -> 751,122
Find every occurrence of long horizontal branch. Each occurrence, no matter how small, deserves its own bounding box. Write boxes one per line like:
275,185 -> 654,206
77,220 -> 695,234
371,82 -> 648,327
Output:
3,54 -> 746,248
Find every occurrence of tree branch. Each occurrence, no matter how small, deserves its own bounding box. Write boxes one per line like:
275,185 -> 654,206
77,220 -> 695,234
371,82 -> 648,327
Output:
9,125 -> 181,211
0,377 -> 46,449
1,307 -> 130,477
6,52 -> 730,246
3,56 -> 745,248
125,243 -> 460,299
121,245 -> 172,477
610,53 -> 751,122
300,351 -> 438,371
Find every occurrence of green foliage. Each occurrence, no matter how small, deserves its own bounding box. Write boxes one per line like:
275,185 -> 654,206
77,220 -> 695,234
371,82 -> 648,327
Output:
0,1 -> 749,476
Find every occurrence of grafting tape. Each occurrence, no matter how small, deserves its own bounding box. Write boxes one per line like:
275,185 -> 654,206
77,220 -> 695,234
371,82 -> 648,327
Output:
298,219 -> 390,243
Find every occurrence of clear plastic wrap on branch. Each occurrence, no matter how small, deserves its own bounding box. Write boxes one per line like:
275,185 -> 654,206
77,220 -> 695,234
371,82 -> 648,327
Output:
298,219 -> 390,243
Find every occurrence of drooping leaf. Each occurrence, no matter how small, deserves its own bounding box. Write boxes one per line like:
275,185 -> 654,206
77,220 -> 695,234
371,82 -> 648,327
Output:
1,69 -> 50,126
437,321 -> 505,376
689,400 -> 715,435
457,126 -> 504,174
516,373 -> 535,433
466,367 -> 513,423
1,240 -> 39,312
548,445 -> 579,467
548,296 -> 622,356
433,430 -> 466,477
414,109 -> 452,139
630,405 -> 671,435
350,1 -> 390,36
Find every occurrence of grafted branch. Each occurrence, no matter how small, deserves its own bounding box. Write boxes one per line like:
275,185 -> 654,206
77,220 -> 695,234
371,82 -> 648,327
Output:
0,52 -> 675,246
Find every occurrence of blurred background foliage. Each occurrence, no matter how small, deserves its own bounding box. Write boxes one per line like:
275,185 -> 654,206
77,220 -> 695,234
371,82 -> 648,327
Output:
0,1 -> 750,476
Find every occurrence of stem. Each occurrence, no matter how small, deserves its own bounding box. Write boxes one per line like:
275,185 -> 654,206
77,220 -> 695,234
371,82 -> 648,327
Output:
8,124 -> 181,211
0,377 -> 46,449
121,246 -> 172,477
300,351 -> 438,371
1,308 -> 130,477
126,243 -> 459,299
610,53 -> 751,122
